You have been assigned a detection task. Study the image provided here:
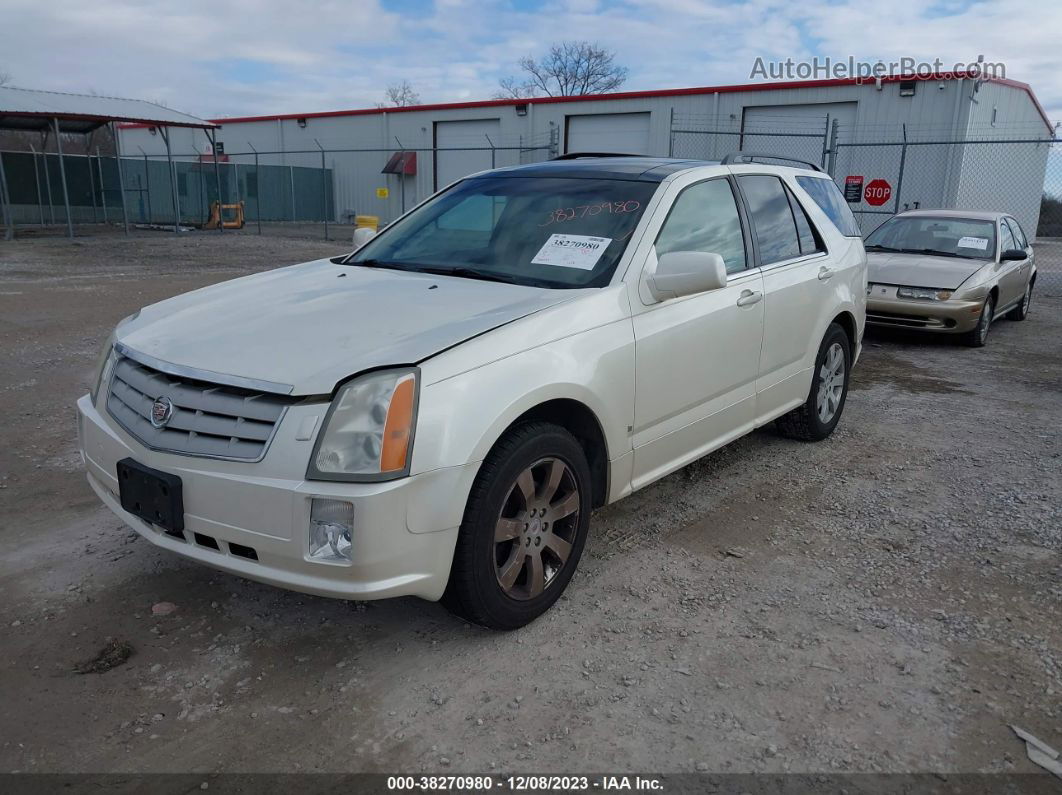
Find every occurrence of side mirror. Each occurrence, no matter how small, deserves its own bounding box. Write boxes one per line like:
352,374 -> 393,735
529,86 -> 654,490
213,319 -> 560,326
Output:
647,251 -> 728,301
1000,248 -> 1026,261
352,226 -> 377,248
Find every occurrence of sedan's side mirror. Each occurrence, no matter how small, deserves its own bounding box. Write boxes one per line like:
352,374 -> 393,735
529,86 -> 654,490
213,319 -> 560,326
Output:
352,227 -> 377,248
647,251 -> 728,302
1000,248 -> 1026,261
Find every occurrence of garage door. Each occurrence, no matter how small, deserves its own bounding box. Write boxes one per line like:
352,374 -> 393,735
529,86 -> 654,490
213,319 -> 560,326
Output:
740,102 -> 856,167
566,112 -> 651,155
434,119 -> 501,191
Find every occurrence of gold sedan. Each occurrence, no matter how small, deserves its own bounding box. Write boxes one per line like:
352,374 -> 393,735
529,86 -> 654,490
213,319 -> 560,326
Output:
864,210 -> 1036,347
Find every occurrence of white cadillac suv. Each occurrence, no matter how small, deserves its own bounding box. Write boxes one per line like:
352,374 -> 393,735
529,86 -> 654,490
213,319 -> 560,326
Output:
77,154 -> 866,629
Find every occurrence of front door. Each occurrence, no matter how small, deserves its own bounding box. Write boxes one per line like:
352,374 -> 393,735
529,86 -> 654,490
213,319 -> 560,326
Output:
998,218 -> 1030,310
630,177 -> 764,490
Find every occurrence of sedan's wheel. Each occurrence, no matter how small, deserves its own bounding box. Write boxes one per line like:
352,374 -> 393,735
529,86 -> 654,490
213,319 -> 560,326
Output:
775,322 -> 851,442
961,294 -> 994,347
443,422 -> 592,630
1007,281 -> 1033,321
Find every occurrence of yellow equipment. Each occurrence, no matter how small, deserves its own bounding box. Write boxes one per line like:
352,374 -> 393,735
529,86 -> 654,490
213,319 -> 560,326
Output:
205,200 -> 246,230
355,214 -> 379,232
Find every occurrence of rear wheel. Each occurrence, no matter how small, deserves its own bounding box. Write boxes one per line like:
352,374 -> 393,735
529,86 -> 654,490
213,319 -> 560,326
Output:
1007,281 -> 1033,321
961,294 -> 994,347
775,323 -> 851,442
443,422 -> 592,630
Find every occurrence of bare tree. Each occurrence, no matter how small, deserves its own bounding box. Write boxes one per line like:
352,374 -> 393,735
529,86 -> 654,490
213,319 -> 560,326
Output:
0,70 -> 12,87
378,80 -> 421,108
495,41 -> 628,99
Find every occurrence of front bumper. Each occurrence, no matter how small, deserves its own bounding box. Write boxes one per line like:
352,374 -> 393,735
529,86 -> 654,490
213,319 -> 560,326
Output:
866,290 -> 983,334
77,393 -> 474,601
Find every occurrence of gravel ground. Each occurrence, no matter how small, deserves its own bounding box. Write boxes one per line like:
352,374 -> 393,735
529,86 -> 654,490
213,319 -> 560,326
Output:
0,231 -> 1059,777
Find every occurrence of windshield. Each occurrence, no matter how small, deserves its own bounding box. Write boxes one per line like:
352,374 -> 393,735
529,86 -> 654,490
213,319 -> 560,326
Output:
865,216 -> 996,260
346,176 -> 658,288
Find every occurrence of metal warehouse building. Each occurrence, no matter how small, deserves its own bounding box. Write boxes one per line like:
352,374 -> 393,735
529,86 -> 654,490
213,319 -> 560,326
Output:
114,72 -> 1055,236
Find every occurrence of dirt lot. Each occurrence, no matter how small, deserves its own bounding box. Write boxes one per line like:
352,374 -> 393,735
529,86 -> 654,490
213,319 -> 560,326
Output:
0,231 -> 1059,777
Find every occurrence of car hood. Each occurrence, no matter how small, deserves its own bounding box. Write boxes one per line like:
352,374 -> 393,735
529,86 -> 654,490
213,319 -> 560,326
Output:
117,258 -> 577,395
866,252 -> 986,289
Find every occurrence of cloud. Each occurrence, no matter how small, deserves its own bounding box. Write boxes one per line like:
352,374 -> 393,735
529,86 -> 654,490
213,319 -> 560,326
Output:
1,0 -> 1058,121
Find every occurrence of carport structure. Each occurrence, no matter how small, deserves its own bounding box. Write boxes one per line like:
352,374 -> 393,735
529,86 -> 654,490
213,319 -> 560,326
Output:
0,86 -> 218,240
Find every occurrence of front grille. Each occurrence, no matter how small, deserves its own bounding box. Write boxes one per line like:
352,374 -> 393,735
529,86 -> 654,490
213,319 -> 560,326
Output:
107,356 -> 293,461
867,311 -> 935,328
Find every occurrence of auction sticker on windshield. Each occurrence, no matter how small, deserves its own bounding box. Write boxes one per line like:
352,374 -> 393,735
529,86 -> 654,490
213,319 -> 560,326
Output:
958,236 -> 989,250
532,234 -> 612,270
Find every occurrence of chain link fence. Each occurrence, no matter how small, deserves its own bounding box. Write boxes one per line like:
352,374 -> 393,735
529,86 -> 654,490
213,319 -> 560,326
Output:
671,116 -> 1062,295
0,130 -> 556,240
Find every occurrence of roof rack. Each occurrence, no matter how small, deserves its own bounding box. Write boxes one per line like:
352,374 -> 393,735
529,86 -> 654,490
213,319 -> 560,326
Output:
721,152 -> 824,172
550,152 -> 646,160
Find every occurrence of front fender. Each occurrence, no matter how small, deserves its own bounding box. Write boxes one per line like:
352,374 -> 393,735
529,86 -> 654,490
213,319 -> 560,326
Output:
412,319 -> 635,475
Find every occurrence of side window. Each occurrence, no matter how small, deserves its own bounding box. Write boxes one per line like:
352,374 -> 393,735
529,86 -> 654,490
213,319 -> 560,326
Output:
795,175 -> 862,237
786,186 -> 824,255
999,219 -> 1016,253
655,178 -> 747,273
737,175 -> 801,265
1006,218 -> 1027,249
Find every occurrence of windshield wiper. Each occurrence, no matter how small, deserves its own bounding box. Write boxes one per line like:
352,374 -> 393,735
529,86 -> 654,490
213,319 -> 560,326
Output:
865,245 -> 902,252
415,266 -> 527,285
345,258 -> 417,271
898,248 -> 972,259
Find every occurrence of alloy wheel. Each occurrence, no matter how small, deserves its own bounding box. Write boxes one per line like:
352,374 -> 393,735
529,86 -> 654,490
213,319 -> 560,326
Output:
979,297 -> 994,343
816,342 -> 846,424
493,457 -> 580,600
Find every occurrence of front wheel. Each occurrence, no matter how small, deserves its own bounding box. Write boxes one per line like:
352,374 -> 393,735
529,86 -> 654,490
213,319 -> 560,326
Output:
960,294 -> 994,347
443,422 -> 592,630
775,323 -> 851,442
1007,281 -> 1033,321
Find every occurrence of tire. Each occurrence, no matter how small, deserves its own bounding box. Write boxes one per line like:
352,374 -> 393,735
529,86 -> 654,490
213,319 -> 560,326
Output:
775,323 -> 851,442
960,294 -> 994,347
1007,280 -> 1033,321
443,422 -> 592,630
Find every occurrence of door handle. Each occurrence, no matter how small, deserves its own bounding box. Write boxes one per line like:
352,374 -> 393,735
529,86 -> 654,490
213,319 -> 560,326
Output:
817,267 -> 834,281
736,290 -> 762,307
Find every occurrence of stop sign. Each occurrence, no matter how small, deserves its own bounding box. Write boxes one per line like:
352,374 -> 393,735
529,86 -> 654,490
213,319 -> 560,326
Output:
864,179 -> 892,206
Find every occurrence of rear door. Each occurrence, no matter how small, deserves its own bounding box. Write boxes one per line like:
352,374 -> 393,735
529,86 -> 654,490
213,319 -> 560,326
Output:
731,170 -> 834,421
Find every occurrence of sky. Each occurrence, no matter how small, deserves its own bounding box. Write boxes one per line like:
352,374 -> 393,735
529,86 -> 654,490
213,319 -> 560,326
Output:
2,0 -> 1060,123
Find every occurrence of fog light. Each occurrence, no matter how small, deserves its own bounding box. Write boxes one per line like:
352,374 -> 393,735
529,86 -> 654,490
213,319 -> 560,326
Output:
309,498 -> 354,563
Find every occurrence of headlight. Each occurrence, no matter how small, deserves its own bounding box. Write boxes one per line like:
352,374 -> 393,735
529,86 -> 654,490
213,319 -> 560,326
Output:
897,287 -> 953,301
307,368 -> 418,481
89,332 -> 117,404
90,312 -> 140,404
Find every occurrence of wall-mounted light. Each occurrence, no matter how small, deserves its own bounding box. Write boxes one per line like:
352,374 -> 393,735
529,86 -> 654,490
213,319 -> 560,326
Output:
515,103 -> 528,116
297,117 -> 307,128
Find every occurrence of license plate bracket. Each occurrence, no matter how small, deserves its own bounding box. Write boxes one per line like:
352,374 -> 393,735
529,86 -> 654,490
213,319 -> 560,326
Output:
116,458 -> 184,533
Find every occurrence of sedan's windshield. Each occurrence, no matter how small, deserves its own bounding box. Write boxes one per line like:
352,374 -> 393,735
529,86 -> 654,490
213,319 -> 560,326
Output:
865,216 -> 997,260
346,176 -> 658,288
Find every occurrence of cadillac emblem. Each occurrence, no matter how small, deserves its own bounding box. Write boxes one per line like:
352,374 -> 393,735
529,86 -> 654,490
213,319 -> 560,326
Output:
150,396 -> 175,429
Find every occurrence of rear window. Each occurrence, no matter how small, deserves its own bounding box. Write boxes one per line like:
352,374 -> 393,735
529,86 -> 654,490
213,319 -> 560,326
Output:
796,176 -> 861,237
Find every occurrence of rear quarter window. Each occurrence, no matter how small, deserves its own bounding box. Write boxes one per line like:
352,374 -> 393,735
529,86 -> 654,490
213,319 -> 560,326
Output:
795,176 -> 861,237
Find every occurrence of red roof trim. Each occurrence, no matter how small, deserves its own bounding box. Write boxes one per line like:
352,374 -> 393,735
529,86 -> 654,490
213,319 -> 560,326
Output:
118,72 -> 1052,134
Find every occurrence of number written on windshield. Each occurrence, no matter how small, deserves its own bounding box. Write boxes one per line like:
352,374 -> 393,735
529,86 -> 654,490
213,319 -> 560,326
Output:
540,200 -> 641,227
